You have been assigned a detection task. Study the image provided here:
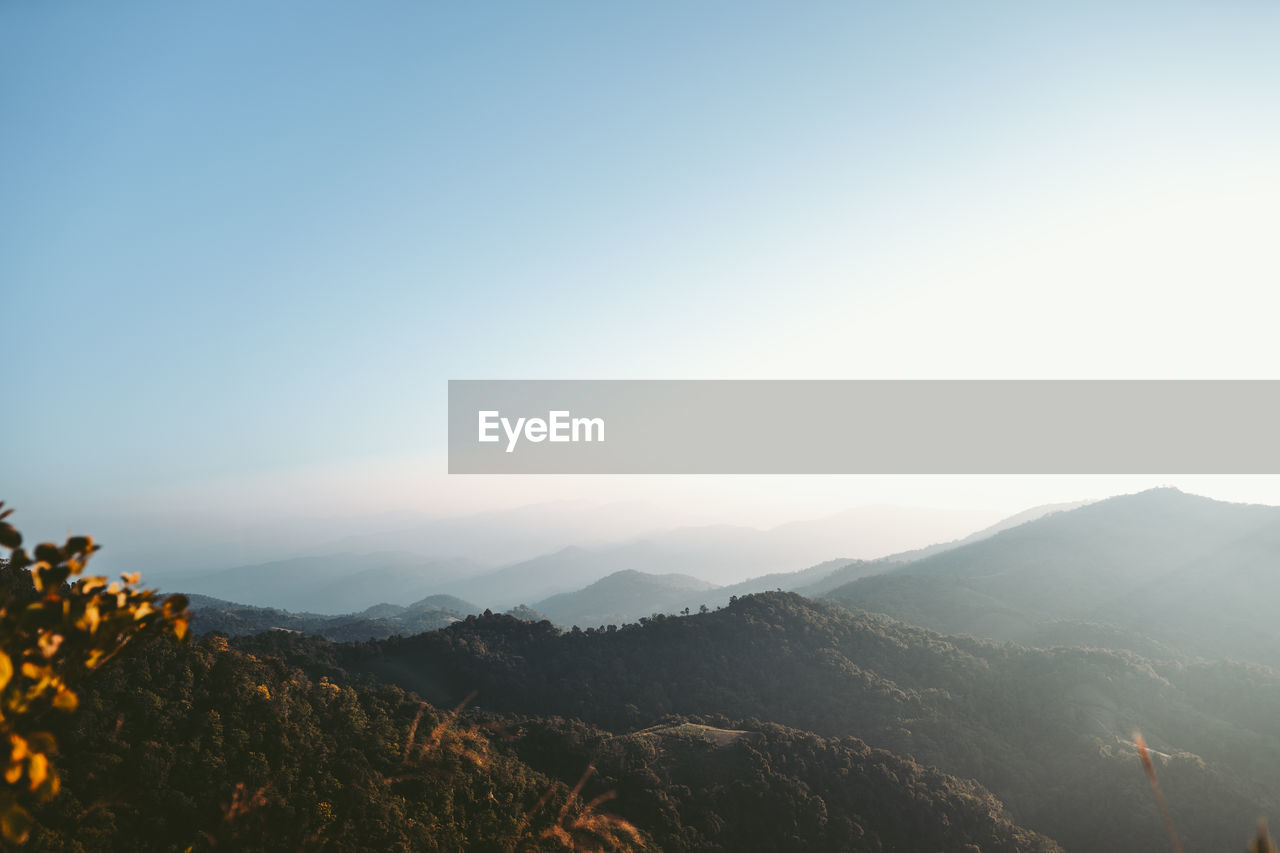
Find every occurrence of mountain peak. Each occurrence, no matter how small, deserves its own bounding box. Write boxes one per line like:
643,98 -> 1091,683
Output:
825,488 -> 1280,665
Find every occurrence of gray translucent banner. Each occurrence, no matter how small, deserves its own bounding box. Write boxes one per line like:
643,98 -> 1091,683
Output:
448,380 -> 1280,474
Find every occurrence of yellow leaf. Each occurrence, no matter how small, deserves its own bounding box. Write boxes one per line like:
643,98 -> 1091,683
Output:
79,576 -> 107,594
77,601 -> 101,634
52,687 -> 78,712
44,769 -> 60,798
38,631 -> 63,659
27,753 -> 46,790
0,652 -> 11,692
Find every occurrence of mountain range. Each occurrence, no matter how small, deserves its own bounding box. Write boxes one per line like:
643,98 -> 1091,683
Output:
166,552 -> 483,614
513,501 -> 1087,629
184,592 -> 485,641
163,503 -> 1041,615
825,488 -> 1280,667
175,489 -> 1280,674
17,487 -> 1280,850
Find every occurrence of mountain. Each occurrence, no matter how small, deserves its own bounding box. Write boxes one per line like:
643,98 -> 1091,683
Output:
532,570 -> 716,627
160,552 -> 484,614
872,499 -> 1093,566
1133,513 -> 1280,664
153,503 -> 1000,614
824,488 -> 1280,665
347,591 -> 1280,853
188,496 -> 1070,631
794,558 -> 893,597
790,501 -> 1092,598
442,506 -> 1002,608
405,593 -> 480,614
701,557 -> 869,605
499,502 -> 1088,626
529,560 -> 881,628
441,544 -> 634,608
184,592 -> 483,641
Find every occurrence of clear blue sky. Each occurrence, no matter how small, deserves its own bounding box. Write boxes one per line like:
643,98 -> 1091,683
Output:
5,2 -> 1280,539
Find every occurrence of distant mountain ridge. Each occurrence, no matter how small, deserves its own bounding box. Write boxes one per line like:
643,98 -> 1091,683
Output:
184,592 -> 490,641
162,504 -> 1007,614
527,501 -> 1091,628
533,570 -> 716,628
159,552 -> 484,613
824,488 -> 1280,666
439,505 -> 1002,607
878,499 -> 1092,565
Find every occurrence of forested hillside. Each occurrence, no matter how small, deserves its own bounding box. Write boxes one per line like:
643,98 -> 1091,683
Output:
322,592 -> 1280,853
25,628 -> 1055,852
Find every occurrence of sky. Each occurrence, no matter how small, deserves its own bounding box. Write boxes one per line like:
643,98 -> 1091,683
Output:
5,2 -> 1280,554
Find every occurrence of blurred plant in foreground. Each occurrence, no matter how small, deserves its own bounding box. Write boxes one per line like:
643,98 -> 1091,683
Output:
1136,729 -> 1278,853
1251,820 -> 1278,853
515,764 -> 644,853
0,502 -> 188,844
395,693 -> 646,852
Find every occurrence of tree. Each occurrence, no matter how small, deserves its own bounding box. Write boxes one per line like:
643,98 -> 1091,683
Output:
0,503 -> 189,844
